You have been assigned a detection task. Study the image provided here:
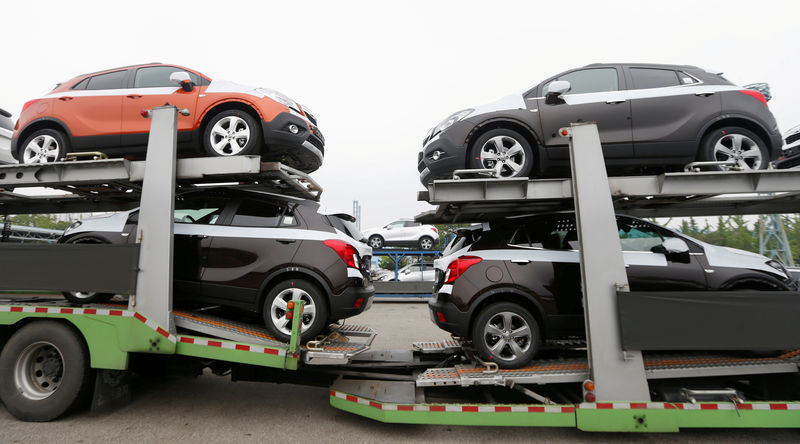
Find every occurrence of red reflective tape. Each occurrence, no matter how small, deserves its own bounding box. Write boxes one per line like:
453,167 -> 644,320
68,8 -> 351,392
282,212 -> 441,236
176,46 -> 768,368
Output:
329,390 -> 336,397
528,406 -> 545,413
700,404 -> 718,410
235,344 -> 249,351
495,406 -> 511,412
263,348 -> 279,355
60,308 -> 74,314
429,405 -> 446,412
346,395 -> 358,403
156,327 -> 170,338
10,306 -> 22,312
738,404 -> 753,410
134,312 -> 146,323
770,403 -> 788,410
370,401 -> 383,409
462,406 -> 479,413
109,310 -> 123,316
35,307 -> 48,313
630,403 -> 648,409
207,340 -> 222,348
398,405 -> 414,411
179,337 -> 194,344
561,406 -> 575,413
84,309 -> 97,315
596,403 -> 614,409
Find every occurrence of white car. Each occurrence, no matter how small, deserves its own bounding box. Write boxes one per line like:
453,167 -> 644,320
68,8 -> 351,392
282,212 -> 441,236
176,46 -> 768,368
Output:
363,219 -> 439,250
0,108 -> 14,164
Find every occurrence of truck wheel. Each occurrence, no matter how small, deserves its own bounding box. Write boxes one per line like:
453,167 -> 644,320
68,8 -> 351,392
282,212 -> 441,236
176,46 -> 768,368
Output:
418,236 -> 434,250
468,129 -> 534,179
368,235 -> 384,249
700,126 -> 768,171
263,279 -> 327,342
20,128 -> 69,164
203,109 -> 261,157
0,321 -> 93,421
471,302 -> 540,369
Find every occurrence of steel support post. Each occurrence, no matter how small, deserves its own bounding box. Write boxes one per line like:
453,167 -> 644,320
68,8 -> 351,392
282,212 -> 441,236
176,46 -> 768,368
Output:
129,106 -> 178,333
567,122 -> 650,401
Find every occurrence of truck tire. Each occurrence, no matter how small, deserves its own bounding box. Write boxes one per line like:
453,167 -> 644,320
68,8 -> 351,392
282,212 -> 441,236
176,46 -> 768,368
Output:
471,302 -> 540,369
0,321 -> 93,421
263,279 -> 328,342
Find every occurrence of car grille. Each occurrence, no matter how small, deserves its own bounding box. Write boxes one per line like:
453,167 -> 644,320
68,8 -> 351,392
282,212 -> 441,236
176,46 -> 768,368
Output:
787,132 -> 800,145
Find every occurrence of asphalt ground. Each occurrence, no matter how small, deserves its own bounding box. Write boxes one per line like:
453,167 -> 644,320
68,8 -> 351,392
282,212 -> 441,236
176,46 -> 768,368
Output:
1,299 -> 799,443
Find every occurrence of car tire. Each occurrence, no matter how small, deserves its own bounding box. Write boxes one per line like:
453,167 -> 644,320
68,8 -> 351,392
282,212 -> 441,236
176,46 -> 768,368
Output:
700,126 -> 769,171
0,321 -> 94,421
471,302 -> 540,369
418,236 -> 434,250
468,129 -> 534,179
61,238 -> 115,304
202,109 -> 262,157
262,278 -> 328,343
368,235 -> 384,249
19,128 -> 69,164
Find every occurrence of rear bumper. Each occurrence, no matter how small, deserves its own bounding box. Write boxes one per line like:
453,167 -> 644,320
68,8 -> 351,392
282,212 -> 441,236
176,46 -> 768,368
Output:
428,292 -> 470,337
261,112 -> 324,173
329,282 -> 374,319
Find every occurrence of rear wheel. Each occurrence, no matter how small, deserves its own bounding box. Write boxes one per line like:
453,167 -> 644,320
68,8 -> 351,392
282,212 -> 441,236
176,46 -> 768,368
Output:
472,302 -> 540,369
262,279 -> 328,342
468,129 -> 534,179
368,235 -> 384,249
418,236 -> 434,250
0,321 -> 93,421
202,109 -> 261,157
700,126 -> 768,171
20,129 -> 69,164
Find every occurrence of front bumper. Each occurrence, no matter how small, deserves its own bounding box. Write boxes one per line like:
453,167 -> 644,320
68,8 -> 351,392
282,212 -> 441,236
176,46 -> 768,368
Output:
261,111 -> 325,173
329,282 -> 375,319
428,292 -> 470,337
417,121 -> 474,185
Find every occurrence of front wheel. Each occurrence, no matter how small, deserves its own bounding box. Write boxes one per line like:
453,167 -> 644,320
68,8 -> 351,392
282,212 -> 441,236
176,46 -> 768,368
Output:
468,129 -> 534,179
0,321 -> 94,421
20,129 -> 69,164
471,302 -> 540,369
368,235 -> 384,249
418,236 -> 434,250
700,126 -> 768,171
202,109 -> 261,157
262,279 -> 328,342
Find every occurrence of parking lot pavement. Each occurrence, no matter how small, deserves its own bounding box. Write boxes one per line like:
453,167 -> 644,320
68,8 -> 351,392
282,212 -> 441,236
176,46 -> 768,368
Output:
1,301 -> 799,442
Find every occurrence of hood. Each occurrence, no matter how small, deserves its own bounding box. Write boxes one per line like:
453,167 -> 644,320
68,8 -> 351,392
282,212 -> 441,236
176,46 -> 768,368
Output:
688,236 -> 788,279
464,94 -> 526,121
62,210 -> 135,237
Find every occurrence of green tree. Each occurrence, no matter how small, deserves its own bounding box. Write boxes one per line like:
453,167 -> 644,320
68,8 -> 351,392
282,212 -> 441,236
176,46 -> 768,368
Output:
378,255 -> 409,271
8,214 -> 70,230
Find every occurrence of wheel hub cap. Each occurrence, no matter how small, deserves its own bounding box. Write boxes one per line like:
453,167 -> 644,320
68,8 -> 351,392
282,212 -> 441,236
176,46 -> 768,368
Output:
480,136 -> 526,177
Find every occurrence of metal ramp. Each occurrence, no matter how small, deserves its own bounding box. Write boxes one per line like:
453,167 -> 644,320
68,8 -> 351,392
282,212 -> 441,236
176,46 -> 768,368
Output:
416,351 -> 800,387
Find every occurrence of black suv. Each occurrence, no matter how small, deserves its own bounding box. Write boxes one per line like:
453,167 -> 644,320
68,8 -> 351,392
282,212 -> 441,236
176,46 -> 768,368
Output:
429,213 -> 795,368
418,63 -> 782,184
59,188 -> 374,341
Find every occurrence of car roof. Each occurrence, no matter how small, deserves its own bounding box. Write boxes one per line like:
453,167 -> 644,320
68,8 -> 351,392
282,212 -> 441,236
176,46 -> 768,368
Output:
584,62 -> 701,71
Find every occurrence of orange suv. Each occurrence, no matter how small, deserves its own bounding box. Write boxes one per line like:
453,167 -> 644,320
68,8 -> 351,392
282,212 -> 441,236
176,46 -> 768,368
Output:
11,63 -> 324,172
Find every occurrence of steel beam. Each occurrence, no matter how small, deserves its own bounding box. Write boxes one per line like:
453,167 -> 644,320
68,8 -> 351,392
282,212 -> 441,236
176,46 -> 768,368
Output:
567,122 -> 649,401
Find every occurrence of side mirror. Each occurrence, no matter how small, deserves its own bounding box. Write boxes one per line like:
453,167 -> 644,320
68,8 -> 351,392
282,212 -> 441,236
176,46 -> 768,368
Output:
663,237 -> 690,255
170,71 -> 194,92
545,80 -> 570,105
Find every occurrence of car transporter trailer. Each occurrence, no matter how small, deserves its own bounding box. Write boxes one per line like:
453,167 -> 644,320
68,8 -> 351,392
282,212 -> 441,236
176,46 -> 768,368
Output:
0,106 -> 799,430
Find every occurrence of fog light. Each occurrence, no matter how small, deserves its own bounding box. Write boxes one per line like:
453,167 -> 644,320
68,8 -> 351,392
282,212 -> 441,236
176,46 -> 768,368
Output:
288,124 -> 300,134
431,150 -> 444,161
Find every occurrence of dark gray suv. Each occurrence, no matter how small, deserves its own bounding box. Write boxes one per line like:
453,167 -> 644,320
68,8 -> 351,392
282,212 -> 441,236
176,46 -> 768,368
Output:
418,63 -> 782,184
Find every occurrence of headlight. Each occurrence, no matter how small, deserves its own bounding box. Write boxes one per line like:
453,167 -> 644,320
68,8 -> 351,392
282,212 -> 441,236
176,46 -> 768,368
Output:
434,109 -> 473,135
766,260 -> 789,278
257,88 -> 299,110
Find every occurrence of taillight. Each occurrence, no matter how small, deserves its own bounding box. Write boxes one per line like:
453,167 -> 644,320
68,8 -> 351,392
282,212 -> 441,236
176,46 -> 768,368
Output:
444,256 -> 482,283
21,99 -> 40,113
323,239 -> 359,268
432,227 -> 438,233
739,90 -> 768,107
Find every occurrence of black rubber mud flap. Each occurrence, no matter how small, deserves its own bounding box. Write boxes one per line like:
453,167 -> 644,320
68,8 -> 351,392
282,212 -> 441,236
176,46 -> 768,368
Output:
90,370 -> 131,415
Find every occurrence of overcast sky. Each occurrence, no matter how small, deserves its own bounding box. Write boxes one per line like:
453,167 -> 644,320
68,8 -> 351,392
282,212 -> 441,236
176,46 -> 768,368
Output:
4,0 -> 799,229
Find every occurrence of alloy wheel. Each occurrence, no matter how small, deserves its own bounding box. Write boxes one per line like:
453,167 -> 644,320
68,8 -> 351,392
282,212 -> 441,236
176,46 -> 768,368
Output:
419,237 -> 433,249
479,135 -> 526,178
209,116 -> 251,155
482,311 -> 532,361
23,135 -> 60,164
14,341 -> 64,400
269,288 -> 316,336
713,133 -> 762,170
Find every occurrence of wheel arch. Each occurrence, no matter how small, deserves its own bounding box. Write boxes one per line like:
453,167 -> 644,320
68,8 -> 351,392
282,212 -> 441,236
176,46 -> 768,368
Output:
696,115 -> 775,159
719,275 -> 791,291
14,117 -> 72,160
198,100 -> 263,145
466,287 -> 549,341
464,118 -> 541,163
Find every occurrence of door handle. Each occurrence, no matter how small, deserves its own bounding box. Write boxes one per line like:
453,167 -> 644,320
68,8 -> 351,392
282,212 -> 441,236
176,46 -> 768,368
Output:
511,259 -> 531,264
58,97 -> 73,101
277,239 -> 296,244
126,94 -> 143,99
191,234 -> 208,239
605,99 -> 627,104
695,92 -> 715,97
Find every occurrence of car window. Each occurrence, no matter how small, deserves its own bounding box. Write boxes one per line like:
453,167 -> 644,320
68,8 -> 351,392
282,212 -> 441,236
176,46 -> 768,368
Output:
543,68 -> 618,95
174,196 -> 227,225
617,218 -> 664,251
134,66 -> 200,88
85,70 -> 127,90
388,221 -> 405,229
630,68 -> 681,90
404,221 -> 420,228
509,216 -> 578,250
72,78 -> 90,90
231,199 -> 292,227
678,71 -> 700,85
